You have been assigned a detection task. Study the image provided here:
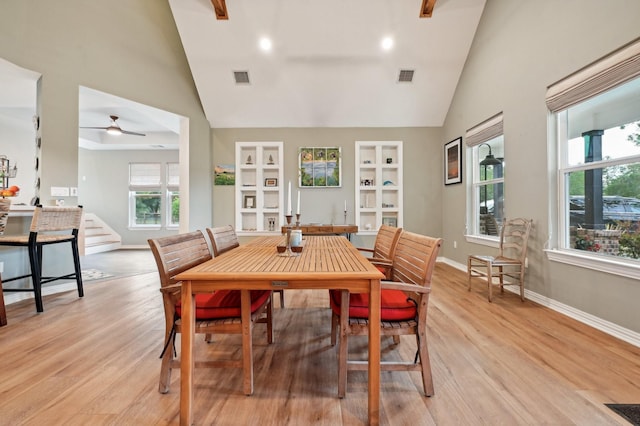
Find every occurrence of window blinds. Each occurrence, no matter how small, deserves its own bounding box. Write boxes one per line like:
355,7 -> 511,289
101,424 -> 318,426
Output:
546,38 -> 640,113
465,112 -> 503,147
129,163 -> 161,186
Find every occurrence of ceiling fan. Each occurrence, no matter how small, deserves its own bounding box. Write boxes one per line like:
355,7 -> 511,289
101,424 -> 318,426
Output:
80,115 -> 146,136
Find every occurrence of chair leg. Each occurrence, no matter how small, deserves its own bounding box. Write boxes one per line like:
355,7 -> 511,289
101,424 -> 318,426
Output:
266,294 -> 274,344
29,243 -> 43,312
519,268 -> 526,301
158,327 -> 175,393
467,258 -> 472,291
71,239 -> 84,298
487,263 -> 493,302
277,289 -> 285,308
337,290 -> 349,398
416,331 -> 434,397
330,311 -> 338,346
0,274 -> 7,327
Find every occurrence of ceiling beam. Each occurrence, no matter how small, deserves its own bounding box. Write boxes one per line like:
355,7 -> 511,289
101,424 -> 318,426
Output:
210,0 -> 228,20
420,0 -> 437,18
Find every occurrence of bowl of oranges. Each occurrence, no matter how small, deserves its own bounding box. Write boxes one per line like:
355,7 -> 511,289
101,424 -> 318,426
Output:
1,185 -> 20,197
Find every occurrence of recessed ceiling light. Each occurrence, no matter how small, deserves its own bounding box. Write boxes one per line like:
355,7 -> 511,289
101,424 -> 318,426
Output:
259,37 -> 272,52
381,37 -> 394,51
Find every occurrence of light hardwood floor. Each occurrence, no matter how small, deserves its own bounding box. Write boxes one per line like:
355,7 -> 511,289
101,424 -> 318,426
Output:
1,261 -> 639,425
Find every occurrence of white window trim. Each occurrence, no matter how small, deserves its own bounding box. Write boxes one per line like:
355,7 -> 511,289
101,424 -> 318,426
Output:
548,38 -> 640,268
546,248 -> 640,280
465,112 -> 505,240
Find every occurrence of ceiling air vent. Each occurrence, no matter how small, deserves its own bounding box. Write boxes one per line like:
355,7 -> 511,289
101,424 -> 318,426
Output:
398,69 -> 415,83
234,71 -> 251,84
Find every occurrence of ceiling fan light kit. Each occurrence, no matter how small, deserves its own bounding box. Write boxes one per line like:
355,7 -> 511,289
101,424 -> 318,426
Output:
80,115 -> 146,137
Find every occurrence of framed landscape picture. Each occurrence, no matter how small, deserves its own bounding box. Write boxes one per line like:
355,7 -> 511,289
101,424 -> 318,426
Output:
444,137 -> 462,185
299,147 -> 341,187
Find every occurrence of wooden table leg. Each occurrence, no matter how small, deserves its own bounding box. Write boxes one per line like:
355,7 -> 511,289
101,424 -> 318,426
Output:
241,289 -> 254,395
180,280 -> 195,425
368,278 -> 381,425
0,274 -> 7,327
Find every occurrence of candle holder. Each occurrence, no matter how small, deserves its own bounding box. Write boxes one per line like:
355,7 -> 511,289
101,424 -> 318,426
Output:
279,215 -> 298,257
344,210 -> 347,225
295,213 -> 300,227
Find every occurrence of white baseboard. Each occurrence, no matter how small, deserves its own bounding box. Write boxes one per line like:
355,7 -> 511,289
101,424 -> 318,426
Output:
439,257 -> 640,348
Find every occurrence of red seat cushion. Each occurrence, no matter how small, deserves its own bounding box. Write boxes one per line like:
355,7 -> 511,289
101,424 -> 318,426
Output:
175,290 -> 271,320
329,289 -> 416,321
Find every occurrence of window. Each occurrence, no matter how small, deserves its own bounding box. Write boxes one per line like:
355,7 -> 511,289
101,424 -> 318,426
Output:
548,38 -> 640,269
129,163 -> 162,228
465,113 -> 505,241
167,162 -> 180,228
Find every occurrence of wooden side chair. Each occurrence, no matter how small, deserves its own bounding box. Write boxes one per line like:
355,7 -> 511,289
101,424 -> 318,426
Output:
0,205 -> 84,312
467,217 -> 533,302
355,224 -> 402,279
330,231 -> 443,398
148,230 -> 273,394
207,225 -> 285,308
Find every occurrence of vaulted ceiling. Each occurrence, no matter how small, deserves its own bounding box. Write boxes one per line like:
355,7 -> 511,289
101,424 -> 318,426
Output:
169,0 -> 486,128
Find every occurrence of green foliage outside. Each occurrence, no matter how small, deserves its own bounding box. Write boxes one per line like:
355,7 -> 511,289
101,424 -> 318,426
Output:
171,194 -> 180,224
136,192 -> 161,224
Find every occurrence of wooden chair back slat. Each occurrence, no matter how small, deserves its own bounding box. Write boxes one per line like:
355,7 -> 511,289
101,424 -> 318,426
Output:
372,224 -> 402,260
207,225 -> 240,256
148,231 -> 212,288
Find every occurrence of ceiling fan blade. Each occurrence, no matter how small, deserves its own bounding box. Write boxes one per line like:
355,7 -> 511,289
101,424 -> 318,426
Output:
121,129 -> 146,137
79,126 -> 110,130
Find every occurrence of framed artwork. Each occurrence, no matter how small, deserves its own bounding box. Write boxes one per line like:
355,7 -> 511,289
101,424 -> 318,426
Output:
214,164 -> 235,185
382,217 -> 397,227
444,137 -> 462,185
264,178 -> 278,187
299,147 -> 341,187
243,195 -> 256,208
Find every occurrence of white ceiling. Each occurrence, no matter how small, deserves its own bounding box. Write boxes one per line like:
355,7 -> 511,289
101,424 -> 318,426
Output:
1,0 -> 486,151
168,0 -> 486,128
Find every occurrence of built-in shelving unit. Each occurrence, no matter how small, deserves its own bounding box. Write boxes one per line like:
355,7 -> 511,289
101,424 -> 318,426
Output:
355,141 -> 403,235
235,141 -> 284,235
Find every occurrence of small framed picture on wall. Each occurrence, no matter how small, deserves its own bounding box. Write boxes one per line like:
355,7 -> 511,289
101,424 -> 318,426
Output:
444,137 -> 462,185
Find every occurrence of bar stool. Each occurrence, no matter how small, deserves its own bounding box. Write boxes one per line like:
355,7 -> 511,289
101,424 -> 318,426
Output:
0,205 -> 84,312
0,198 -> 12,325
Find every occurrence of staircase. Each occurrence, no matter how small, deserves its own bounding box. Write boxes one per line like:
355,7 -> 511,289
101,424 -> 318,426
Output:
81,213 -> 122,255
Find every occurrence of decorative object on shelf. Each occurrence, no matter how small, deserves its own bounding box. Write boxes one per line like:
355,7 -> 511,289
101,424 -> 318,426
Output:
268,217 -> 276,231
299,147 -> 341,187
267,155 -> 274,165
444,136 -> 462,185
32,115 -> 39,130
383,180 -> 394,185
214,164 -> 235,185
246,155 -> 252,164
386,158 -> 393,164
382,217 -> 397,227
243,195 -> 256,208
265,178 -> 278,187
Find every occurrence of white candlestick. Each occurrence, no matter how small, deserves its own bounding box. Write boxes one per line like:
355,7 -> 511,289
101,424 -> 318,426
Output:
287,181 -> 292,215
344,200 -> 347,212
296,190 -> 301,215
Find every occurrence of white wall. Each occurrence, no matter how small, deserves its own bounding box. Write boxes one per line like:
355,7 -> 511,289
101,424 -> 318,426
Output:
212,127 -> 443,248
442,0 -> 640,333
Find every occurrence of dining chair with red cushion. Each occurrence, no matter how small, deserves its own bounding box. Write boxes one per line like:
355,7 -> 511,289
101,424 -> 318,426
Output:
330,231 -> 442,398
148,230 -> 273,394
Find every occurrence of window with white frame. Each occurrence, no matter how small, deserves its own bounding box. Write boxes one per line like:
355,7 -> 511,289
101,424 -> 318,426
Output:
465,113 -> 505,239
129,163 -> 162,228
548,38 -> 640,263
166,162 -> 180,228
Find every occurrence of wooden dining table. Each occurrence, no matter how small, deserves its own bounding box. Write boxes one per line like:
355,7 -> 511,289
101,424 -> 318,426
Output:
175,235 -> 384,425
